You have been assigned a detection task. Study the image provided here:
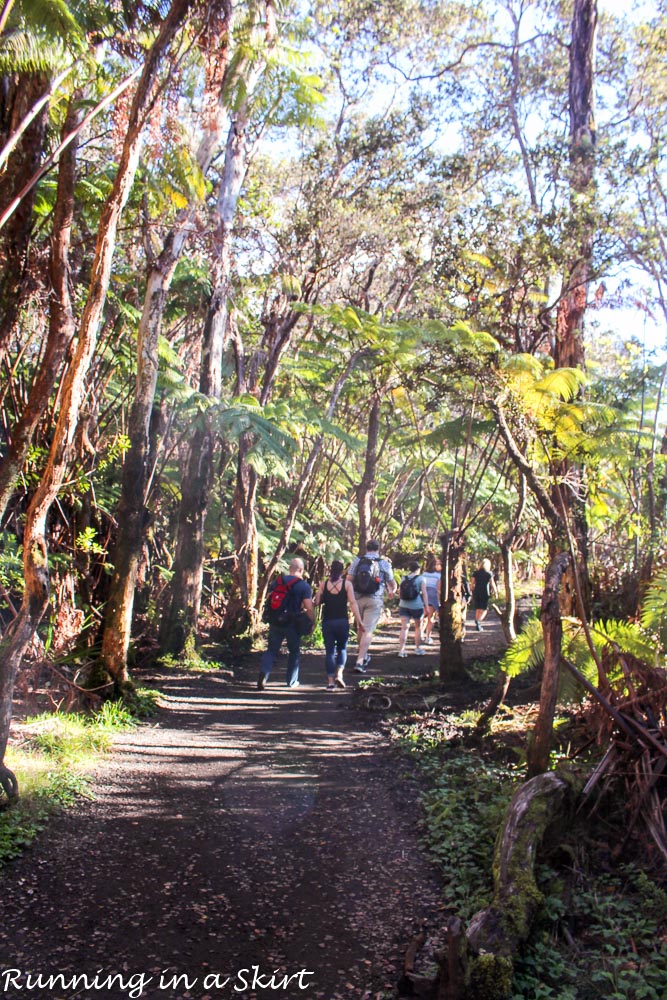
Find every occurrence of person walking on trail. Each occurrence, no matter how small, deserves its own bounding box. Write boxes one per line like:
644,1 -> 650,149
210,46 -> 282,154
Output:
348,539 -> 396,673
258,557 -> 314,689
397,560 -> 429,657
313,559 -> 365,690
421,554 -> 441,645
471,558 -> 498,632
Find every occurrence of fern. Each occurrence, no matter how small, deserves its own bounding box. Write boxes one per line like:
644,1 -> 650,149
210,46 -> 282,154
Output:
498,615 -> 657,697
588,618 -> 657,666
640,569 -> 667,652
498,617 -> 544,678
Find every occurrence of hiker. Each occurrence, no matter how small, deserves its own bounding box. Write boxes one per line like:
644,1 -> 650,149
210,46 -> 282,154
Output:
348,539 -> 396,673
421,554 -> 441,645
258,557 -> 314,689
397,560 -> 429,657
313,559 -> 365,690
471,558 -> 498,631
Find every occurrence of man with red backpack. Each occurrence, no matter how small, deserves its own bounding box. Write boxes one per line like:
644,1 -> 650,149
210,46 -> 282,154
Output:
258,557 -> 314,690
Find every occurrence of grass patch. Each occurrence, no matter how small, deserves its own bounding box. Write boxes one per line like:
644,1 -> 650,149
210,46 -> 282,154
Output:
0,695 -> 147,870
157,650 -> 225,672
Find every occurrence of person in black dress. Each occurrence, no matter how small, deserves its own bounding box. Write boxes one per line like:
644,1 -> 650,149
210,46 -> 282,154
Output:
471,558 -> 498,632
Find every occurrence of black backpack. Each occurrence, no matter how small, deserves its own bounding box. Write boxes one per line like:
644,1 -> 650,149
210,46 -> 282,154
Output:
354,555 -> 381,595
399,574 -> 419,601
263,575 -> 297,625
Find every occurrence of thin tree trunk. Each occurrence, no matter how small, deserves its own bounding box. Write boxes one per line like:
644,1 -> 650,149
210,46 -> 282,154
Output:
552,0 -> 598,616
0,0 -> 193,793
356,394 -> 382,550
232,430 -> 259,617
527,552 -> 570,777
0,95 -> 80,522
499,472 -> 526,643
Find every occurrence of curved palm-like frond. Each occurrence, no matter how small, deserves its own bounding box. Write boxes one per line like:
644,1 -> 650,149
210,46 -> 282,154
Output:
0,30 -> 68,73
533,367 -> 587,402
640,568 -> 667,652
588,618 -> 657,665
8,0 -> 82,44
498,613 -> 657,704
498,617 -> 543,678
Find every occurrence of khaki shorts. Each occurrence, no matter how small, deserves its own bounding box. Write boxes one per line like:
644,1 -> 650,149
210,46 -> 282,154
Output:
356,596 -> 385,634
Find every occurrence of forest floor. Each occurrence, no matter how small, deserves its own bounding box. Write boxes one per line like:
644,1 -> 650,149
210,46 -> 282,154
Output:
0,610 -> 508,1000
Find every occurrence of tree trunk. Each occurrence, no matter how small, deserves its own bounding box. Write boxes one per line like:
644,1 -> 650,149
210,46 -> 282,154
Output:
527,552 -> 570,777
551,0 -> 598,617
0,0 -> 194,784
497,473 -> 526,644
439,532 -> 466,681
356,394 -> 381,550
101,0 -> 232,680
0,72 -> 48,363
159,421 -> 216,654
0,94 -> 80,522
232,429 -> 259,620
498,541 -> 516,643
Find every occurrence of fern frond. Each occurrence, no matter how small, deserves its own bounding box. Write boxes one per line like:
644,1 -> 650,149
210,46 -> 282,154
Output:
589,618 -> 657,664
533,366 -> 587,402
498,617 -> 544,678
640,568 -> 667,652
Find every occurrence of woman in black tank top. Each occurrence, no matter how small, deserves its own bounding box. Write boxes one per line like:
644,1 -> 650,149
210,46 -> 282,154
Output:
314,560 -> 364,689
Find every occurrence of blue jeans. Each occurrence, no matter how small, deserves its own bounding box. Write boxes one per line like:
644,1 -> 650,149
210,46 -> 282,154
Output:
260,623 -> 302,686
322,618 -> 350,677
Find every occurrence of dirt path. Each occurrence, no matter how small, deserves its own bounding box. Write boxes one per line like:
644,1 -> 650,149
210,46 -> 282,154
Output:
0,614 -> 507,1000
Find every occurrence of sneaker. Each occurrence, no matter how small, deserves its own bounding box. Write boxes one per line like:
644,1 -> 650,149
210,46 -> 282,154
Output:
415,647 -> 426,655
362,654 -> 371,668
398,650 -> 408,659
353,662 -> 366,674
326,683 -> 335,691
425,637 -> 433,645
335,671 -> 346,689
257,673 -> 266,690
288,680 -> 301,688
475,621 -> 482,632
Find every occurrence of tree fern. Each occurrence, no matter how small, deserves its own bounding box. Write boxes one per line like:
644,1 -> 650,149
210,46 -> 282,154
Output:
498,614 -> 657,700
640,568 -> 667,652
498,617 -> 543,678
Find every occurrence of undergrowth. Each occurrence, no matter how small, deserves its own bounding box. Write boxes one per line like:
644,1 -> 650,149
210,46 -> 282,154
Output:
0,691 -> 157,870
158,650 -> 225,672
394,707 -> 667,1000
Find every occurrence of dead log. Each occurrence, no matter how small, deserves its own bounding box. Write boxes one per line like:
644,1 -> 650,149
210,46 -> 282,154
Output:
437,769 -> 581,1000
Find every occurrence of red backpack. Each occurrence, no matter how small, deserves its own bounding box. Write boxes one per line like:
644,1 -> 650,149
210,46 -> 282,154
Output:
263,575 -> 297,625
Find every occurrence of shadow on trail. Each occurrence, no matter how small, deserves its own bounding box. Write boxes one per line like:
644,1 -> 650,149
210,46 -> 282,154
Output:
0,632 -> 450,1000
